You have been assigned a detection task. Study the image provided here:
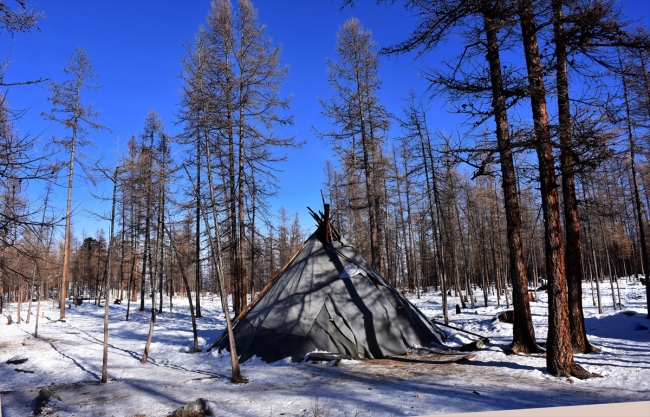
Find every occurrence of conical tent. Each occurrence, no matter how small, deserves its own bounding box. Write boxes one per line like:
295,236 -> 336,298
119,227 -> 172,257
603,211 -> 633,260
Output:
212,230 -> 446,363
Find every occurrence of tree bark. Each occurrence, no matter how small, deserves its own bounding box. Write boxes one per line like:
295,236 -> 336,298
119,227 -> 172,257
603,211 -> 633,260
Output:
202,124 -> 247,383
619,51 -> 650,319
141,249 -> 157,363
551,0 -> 597,354
195,134 -> 202,318
102,166 -> 118,383
484,7 -> 541,353
60,122 -> 77,319
517,0 -> 594,378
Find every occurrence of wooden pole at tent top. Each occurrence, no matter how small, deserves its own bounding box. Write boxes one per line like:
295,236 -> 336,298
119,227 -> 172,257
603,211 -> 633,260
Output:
324,204 -> 331,244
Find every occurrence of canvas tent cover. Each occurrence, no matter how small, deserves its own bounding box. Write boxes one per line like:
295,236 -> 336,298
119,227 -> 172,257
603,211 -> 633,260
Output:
214,232 -> 446,363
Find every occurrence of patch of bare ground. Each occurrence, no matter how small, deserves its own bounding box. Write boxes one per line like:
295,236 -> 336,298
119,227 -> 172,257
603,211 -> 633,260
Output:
46,381 -> 133,410
354,352 -> 475,380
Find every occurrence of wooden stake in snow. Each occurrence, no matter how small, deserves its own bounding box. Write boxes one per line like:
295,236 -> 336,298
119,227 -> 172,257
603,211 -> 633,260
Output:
324,204 -> 331,245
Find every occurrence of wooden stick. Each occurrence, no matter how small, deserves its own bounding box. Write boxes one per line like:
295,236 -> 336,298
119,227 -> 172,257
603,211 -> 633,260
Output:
430,319 -> 490,342
207,239 -> 308,352
324,204 -> 330,244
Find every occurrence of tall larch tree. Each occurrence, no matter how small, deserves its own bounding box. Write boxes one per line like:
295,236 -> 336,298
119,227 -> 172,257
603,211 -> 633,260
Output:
42,47 -> 107,319
182,0 -> 294,316
318,17 -> 389,274
516,0 -> 594,378
381,0 -> 542,353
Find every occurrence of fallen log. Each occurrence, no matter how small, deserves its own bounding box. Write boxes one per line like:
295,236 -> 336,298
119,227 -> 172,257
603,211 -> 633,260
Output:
430,319 -> 490,344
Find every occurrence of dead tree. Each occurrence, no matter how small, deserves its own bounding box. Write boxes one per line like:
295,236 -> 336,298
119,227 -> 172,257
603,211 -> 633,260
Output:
42,47 -> 108,319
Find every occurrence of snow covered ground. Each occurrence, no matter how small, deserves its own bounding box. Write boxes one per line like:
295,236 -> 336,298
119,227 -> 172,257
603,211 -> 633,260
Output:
1,279 -> 649,416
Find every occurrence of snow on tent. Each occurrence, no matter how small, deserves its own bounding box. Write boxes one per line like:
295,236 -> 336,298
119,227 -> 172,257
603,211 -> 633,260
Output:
209,205 -> 446,363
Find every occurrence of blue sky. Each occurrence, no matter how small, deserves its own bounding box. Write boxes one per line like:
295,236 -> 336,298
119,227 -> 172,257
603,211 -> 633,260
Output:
2,0 -> 648,238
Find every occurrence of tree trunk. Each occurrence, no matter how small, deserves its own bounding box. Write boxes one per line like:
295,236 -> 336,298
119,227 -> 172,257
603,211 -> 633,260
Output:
35,282 -> 42,338
166,225 -> 200,353
551,0 -> 596,354
195,129 -> 202,318
482,8 -> 542,354
126,225 -> 140,321
60,126 -> 77,319
517,0 -> 593,378
17,285 -> 22,324
238,103 -> 248,316
140,248 -> 157,364
26,264 -> 35,324
202,124 -> 246,383
619,51 -> 650,319
583,183 -> 604,313
420,138 -> 449,324
102,167 -> 118,383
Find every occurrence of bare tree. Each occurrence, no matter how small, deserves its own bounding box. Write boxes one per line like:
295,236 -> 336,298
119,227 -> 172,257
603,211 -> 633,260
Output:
617,49 -> 650,319
318,17 -> 389,274
384,0 -> 542,353
180,0 -> 295,316
138,111 -> 171,363
0,0 -> 41,36
101,166 -> 118,383
480,1 -> 543,354
200,129 -> 247,383
42,47 -> 108,319
0,1 -> 47,87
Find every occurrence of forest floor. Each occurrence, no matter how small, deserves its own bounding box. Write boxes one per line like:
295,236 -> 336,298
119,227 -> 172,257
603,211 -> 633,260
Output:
1,279 -> 649,416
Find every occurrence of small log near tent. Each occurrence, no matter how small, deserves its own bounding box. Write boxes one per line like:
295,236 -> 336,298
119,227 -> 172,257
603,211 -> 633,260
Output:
208,203 -> 446,363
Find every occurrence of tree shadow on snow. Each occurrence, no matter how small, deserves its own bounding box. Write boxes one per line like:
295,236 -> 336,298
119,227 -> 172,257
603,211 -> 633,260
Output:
584,311 -> 650,343
224,360 -> 633,416
46,340 -> 101,380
